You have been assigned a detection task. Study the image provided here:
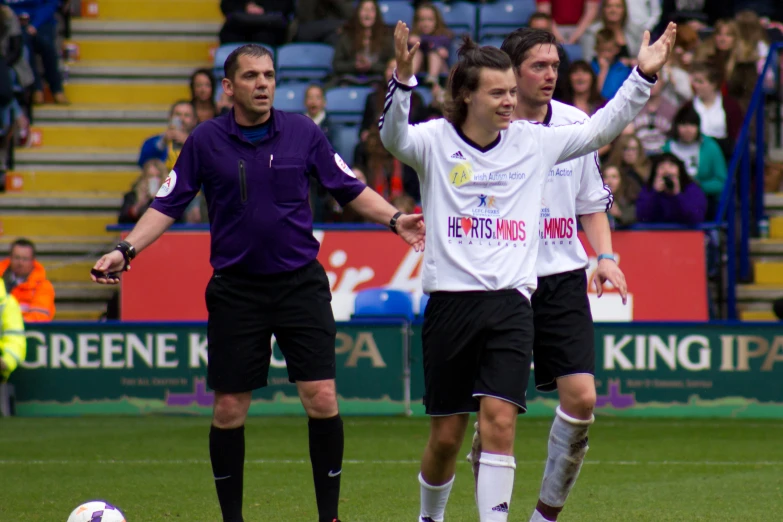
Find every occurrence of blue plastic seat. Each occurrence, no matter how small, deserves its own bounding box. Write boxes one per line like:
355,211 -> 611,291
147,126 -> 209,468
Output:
326,86 -> 374,125
378,1 -> 414,26
354,288 -> 415,321
562,43 -> 583,62
276,43 -> 335,82
478,0 -> 536,40
437,1 -> 477,38
273,83 -> 309,113
480,35 -> 506,49
331,124 -> 361,166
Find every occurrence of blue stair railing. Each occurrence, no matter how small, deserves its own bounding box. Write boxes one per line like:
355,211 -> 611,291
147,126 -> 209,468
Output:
715,41 -> 783,320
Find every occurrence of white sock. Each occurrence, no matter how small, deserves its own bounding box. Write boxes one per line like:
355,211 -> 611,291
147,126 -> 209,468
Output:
476,452 -> 516,521
419,472 -> 454,522
529,510 -> 549,522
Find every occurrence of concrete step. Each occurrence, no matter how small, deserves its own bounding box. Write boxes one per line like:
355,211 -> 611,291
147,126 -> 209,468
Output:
69,36 -> 216,63
766,192 -> 783,211
89,0 -> 222,22
72,20 -> 220,37
15,147 -> 137,167
739,310 -> 779,321
0,213 -> 117,237
54,282 -> 115,301
54,303 -> 107,321
64,80 -> 190,106
0,237 -> 116,256
754,261 -> 783,285
0,192 -> 122,211
772,216 -> 783,239
67,61 -> 209,80
26,123 -> 160,149
736,284 -> 783,301
35,104 -> 170,123
6,168 -> 137,193
751,238 -> 783,256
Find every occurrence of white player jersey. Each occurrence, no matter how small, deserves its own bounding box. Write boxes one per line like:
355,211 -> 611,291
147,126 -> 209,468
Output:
379,69 -> 652,298
535,100 -> 615,278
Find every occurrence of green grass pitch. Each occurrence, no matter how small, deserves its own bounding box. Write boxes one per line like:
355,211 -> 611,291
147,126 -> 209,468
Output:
1,416 -> 782,521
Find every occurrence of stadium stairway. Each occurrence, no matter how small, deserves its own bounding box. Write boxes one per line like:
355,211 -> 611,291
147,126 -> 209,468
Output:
0,0 -> 221,321
738,192 -> 783,321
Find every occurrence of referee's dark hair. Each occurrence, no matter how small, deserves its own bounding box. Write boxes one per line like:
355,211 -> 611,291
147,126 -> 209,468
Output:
445,36 -> 513,128
224,44 -> 274,80
501,28 -> 559,71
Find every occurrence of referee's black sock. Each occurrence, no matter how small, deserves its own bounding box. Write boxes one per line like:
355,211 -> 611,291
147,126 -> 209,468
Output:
210,424 -> 245,522
308,414 -> 344,522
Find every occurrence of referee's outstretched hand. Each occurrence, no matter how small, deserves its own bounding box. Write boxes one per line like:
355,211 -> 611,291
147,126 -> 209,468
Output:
90,250 -> 126,285
395,213 -> 426,252
593,258 -> 628,305
394,21 -> 419,84
637,22 -> 677,78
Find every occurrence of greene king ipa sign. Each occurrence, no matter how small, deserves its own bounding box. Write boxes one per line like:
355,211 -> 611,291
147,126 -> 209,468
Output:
10,323 -> 782,417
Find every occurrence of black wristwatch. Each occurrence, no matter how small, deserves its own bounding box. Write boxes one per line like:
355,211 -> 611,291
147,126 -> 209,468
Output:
389,211 -> 404,235
114,240 -> 136,270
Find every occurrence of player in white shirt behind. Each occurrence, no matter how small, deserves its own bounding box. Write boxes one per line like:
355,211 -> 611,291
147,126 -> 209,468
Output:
381,21 -> 676,522
466,28 -> 631,522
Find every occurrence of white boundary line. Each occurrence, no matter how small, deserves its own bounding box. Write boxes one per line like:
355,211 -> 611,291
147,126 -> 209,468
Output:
0,459 -> 781,466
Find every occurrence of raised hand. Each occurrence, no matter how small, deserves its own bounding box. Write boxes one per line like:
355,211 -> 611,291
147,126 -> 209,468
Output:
394,21 -> 420,84
396,213 -> 426,252
637,22 -> 677,77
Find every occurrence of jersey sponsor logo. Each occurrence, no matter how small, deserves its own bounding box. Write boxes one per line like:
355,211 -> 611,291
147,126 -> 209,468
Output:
156,170 -> 177,198
450,150 -> 466,160
449,163 -> 526,189
472,194 -> 500,217
550,167 -> 573,177
446,216 -> 527,245
540,217 -> 575,239
335,153 -> 355,177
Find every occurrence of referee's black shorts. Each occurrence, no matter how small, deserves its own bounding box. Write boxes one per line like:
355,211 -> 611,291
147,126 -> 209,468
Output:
205,260 -> 337,393
421,289 -> 534,416
531,268 -> 595,392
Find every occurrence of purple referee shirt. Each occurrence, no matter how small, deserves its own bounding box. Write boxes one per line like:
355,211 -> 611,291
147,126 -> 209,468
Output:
150,108 -> 367,274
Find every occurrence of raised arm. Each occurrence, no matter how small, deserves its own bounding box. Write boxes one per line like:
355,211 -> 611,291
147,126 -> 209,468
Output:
378,22 -> 429,172
544,24 -> 677,165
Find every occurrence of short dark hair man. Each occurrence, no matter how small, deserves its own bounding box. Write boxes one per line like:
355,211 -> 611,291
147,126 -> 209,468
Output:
92,44 -> 425,522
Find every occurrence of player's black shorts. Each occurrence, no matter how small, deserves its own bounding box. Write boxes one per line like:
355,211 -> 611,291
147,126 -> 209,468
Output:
421,289 -> 534,416
205,260 -> 337,393
531,268 -> 595,392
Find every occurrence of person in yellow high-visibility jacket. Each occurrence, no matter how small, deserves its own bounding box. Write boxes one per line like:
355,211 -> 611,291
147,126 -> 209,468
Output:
0,278 -> 26,380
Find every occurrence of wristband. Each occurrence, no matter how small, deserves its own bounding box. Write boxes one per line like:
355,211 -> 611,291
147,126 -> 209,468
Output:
597,253 -> 616,263
389,211 -> 404,235
114,240 -> 136,270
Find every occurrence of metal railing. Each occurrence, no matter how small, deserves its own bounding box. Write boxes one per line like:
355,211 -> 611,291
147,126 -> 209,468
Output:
715,41 -> 783,320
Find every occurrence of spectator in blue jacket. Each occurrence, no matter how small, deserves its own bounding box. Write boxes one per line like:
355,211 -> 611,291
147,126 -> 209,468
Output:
636,152 -> 708,226
137,100 -> 196,168
3,0 -> 66,104
591,27 -> 632,100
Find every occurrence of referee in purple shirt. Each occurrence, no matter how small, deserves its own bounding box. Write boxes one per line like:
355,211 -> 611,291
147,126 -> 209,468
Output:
91,44 -> 425,522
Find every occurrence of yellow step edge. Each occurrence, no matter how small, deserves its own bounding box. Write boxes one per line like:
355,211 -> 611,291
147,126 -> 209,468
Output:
770,216 -> 783,240
0,215 -> 117,237
8,170 -> 138,193
91,0 -> 222,21
739,310 -> 779,321
64,83 -> 191,106
47,261 -> 97,283
754,262 -> 783,285
28,125 -> 160,149
53,309 -> 105,321
71,40 -> 217,63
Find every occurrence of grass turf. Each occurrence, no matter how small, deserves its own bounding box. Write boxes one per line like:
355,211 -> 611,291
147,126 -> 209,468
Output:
1,416 -> 782,521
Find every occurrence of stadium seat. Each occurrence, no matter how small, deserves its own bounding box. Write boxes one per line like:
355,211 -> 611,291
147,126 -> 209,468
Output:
331,125 -> 361,166
562,43 -> 583,62
276,43 -> 335,82
354,288 -> 415,321
417,86 -> 433,107
213,43 -> 275,79
480,36 -> 506,49
437,1 -> 477,39
326,86 -> 374,125
478,0 -> 536,40
378,1 -> 414,26
273,83 -> 309,113
419,294 -> 430,315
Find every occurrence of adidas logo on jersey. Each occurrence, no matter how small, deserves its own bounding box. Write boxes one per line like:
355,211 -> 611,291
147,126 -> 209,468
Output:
450,150 -> 466,160
491,502 -> 509,513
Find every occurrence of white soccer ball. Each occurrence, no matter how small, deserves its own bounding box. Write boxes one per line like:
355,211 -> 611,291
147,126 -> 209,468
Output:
67,501 -> 126,522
